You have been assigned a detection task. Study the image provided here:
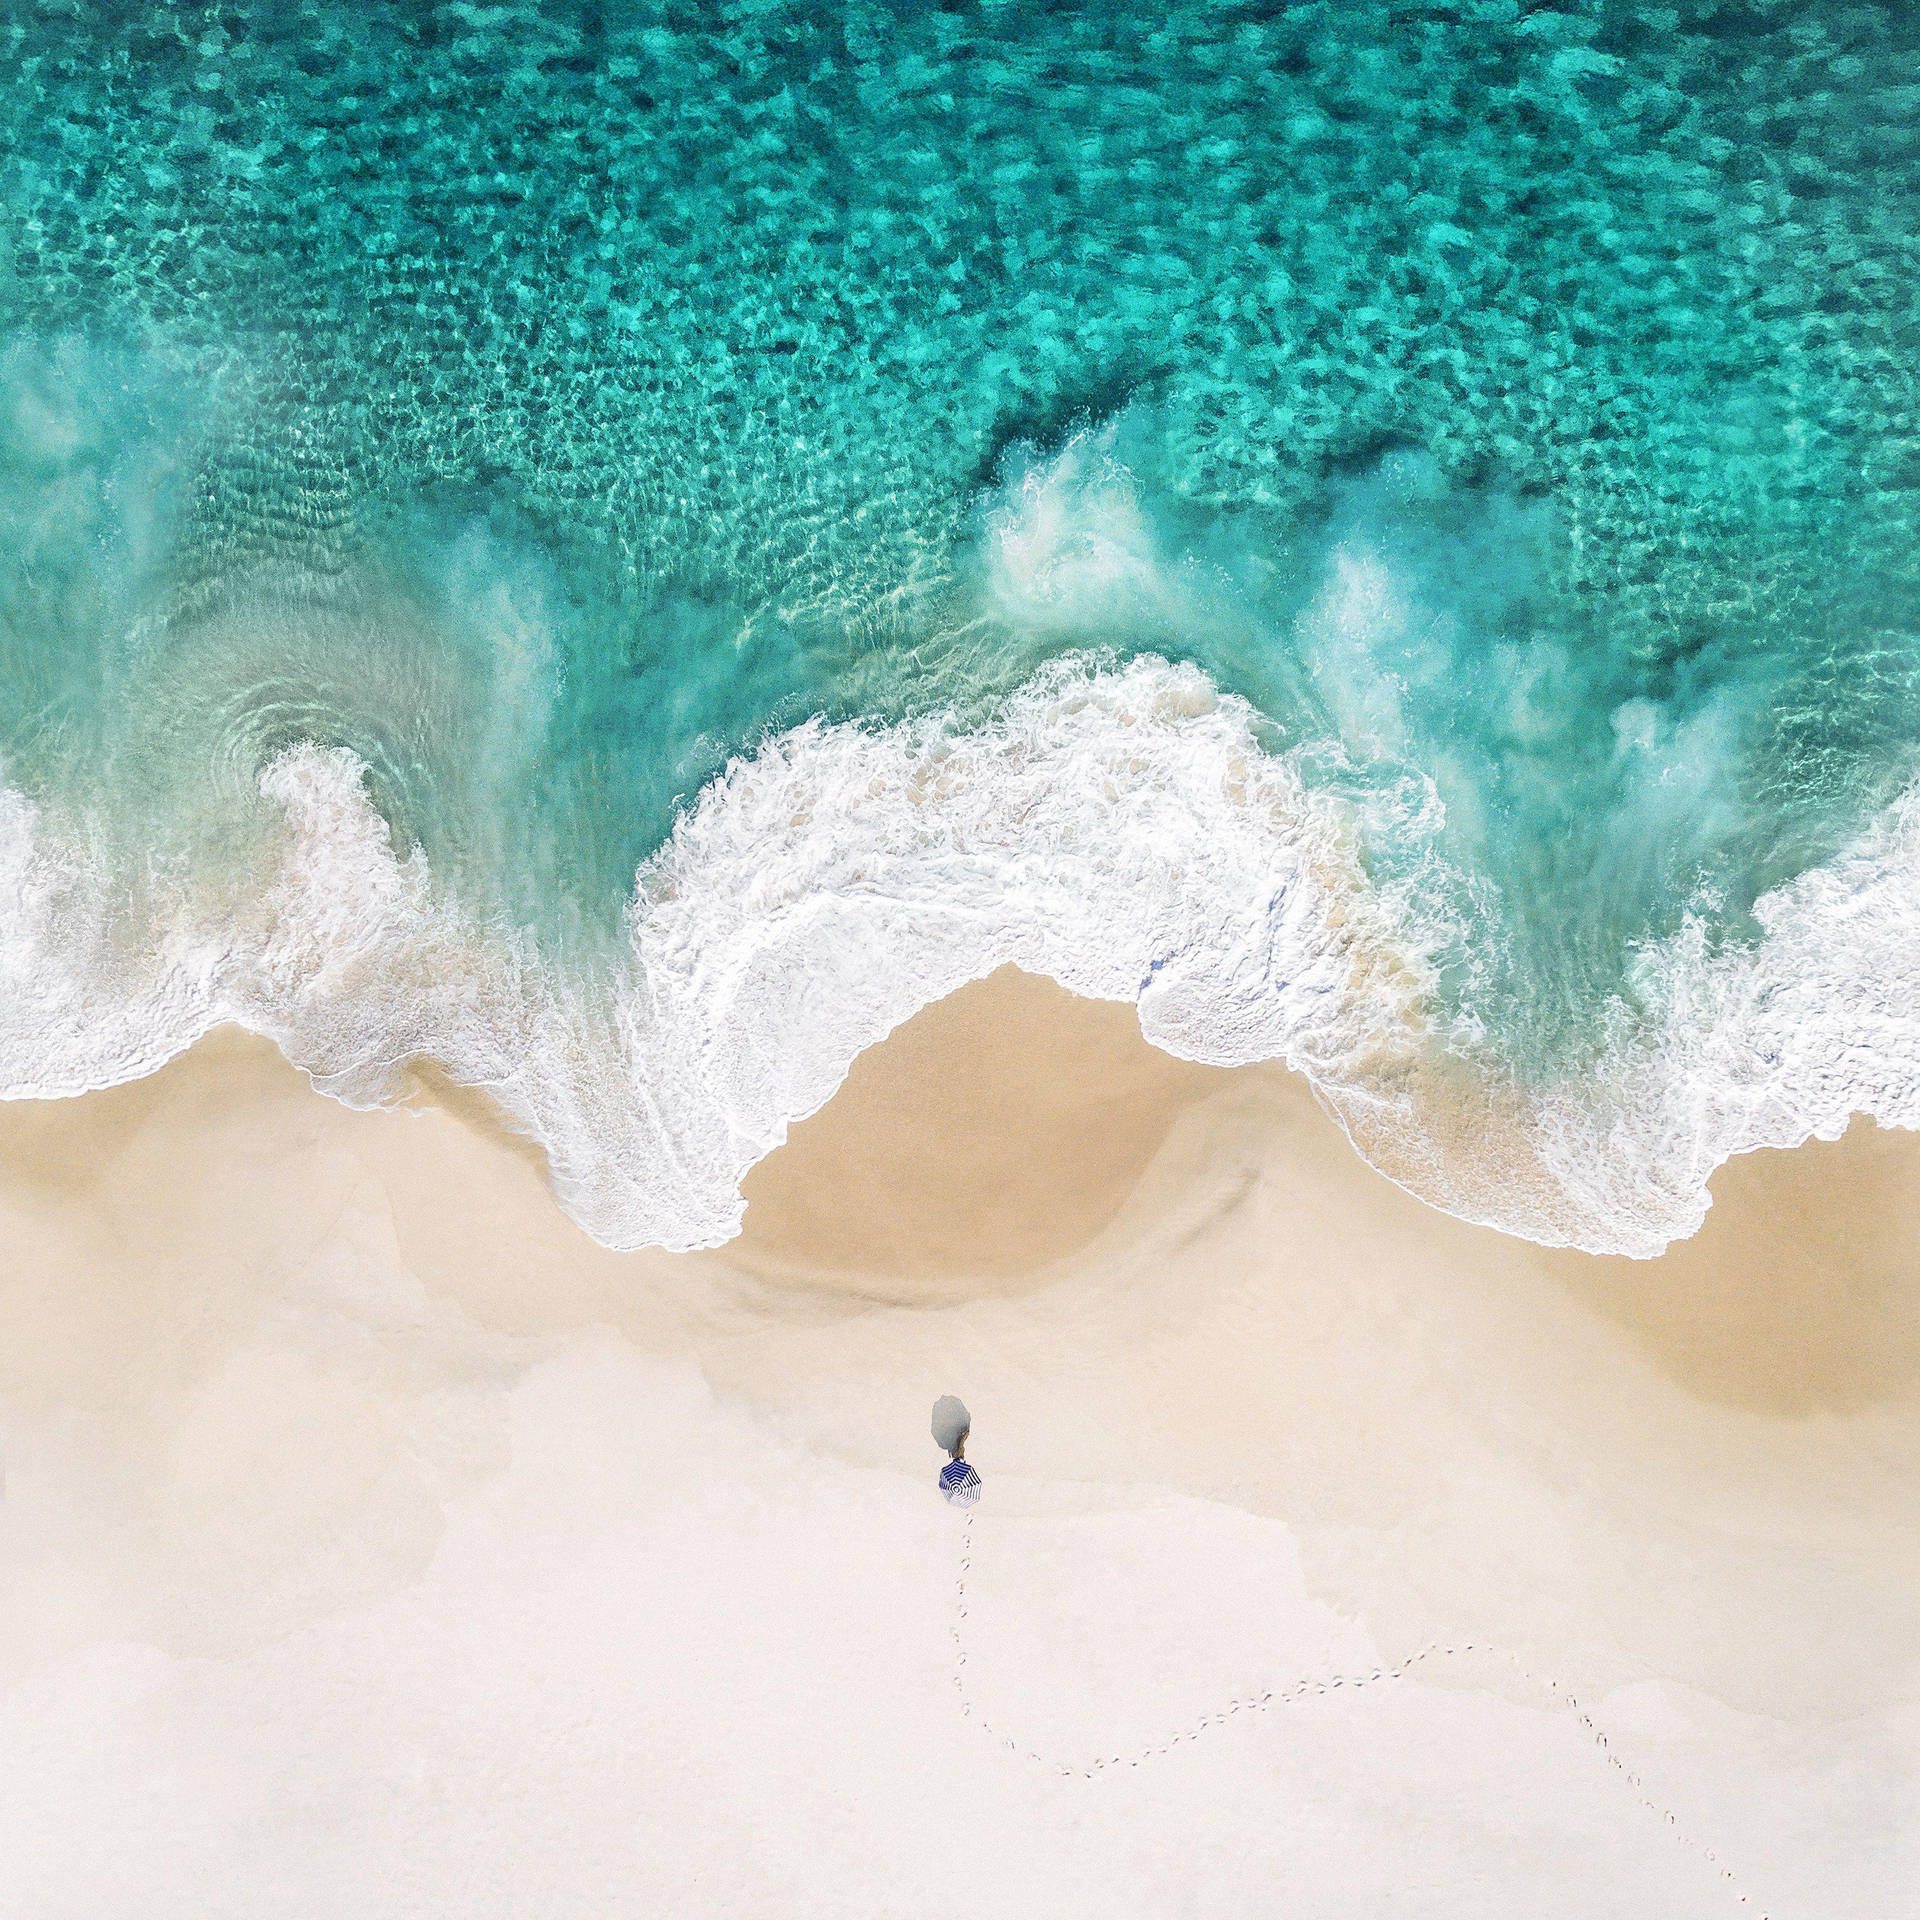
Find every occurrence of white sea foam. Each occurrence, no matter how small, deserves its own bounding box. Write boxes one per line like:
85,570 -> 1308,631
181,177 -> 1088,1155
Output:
0,654 -> 1428,1248
7,428 -> 1920,1257
1534,784 -> 1920,1254
0,777 -> 221,1093
626,653 -> 1431,1242
9,657 -> 1920,1256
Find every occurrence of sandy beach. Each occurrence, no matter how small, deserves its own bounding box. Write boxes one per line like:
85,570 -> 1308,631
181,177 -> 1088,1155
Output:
2,968 -> 1916,1917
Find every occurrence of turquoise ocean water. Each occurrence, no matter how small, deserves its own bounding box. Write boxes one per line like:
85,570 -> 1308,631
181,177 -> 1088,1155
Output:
3,1 -> 1919,1250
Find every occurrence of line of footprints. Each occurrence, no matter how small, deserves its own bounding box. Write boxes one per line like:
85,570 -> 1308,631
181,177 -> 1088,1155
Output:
932,1397 -> 1769,1919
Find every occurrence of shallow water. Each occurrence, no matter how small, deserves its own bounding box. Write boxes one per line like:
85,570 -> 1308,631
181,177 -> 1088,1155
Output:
4,2 -> 1919,1251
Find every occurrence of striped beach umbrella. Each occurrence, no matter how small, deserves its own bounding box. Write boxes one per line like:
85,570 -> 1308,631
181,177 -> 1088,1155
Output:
939,1459 -> 982,1508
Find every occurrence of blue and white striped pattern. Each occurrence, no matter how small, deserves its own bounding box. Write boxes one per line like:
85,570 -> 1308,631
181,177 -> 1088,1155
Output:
939,1460 -> 982,1508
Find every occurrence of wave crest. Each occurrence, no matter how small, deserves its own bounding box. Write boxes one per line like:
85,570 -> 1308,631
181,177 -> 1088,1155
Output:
1,656 -> 1429,1250
8,416 -> 1920,1257
9,648 -> 1920,1256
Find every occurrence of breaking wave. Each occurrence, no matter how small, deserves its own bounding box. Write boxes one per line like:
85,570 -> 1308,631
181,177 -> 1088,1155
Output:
7,615 -> 1920,1259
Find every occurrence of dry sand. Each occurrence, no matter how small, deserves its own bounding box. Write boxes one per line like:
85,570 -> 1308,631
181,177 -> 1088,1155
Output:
1,969 -> 1916,1917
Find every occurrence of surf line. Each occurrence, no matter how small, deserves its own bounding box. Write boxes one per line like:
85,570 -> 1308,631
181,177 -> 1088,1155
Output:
950,1511 -> 1771,1918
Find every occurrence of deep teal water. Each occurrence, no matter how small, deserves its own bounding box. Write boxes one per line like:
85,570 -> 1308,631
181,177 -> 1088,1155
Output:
3,1 -> 1919,1135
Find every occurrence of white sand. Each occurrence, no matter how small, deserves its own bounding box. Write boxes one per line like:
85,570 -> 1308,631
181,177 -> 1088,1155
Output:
1,969 -> 1916,1917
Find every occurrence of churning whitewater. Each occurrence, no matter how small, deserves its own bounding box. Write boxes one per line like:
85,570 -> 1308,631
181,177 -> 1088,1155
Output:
6,438 -> 1920,1258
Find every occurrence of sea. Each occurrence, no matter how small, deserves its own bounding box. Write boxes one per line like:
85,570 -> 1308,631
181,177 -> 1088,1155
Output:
3,0 -> 1918,1254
